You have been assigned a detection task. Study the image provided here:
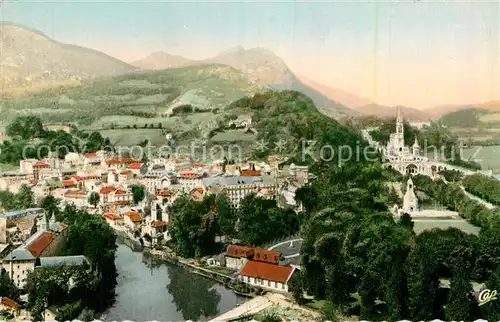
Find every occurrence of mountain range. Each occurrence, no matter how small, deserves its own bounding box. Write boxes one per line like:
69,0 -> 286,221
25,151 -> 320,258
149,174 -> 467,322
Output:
1,22 -> 495,121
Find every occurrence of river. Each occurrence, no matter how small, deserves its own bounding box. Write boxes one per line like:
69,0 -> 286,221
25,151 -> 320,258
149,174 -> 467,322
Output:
102,243 -> 247,321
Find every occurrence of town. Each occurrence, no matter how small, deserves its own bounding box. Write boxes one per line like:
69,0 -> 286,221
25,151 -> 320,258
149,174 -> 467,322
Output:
1,107 -> 500,321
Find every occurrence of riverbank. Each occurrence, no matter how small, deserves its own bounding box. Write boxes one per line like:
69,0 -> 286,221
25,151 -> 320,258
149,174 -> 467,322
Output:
143,248 -> 260,298
102,243 -> 247,321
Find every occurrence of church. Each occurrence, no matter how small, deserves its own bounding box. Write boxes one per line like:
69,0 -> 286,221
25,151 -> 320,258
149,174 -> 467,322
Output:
382,108 -> 435,176
393,178 -> 458,218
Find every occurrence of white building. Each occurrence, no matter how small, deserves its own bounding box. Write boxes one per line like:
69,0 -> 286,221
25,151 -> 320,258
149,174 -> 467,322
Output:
200,175 -> 277,209
394,178 -> 459,218
238,260 -> 297,293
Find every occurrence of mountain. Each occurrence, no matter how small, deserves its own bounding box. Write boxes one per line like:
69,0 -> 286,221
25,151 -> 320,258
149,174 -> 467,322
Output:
427,101 -> 500,119
0,22 -> 135,96
354,104 -> 431,121
199,46 -> 356,118
297,76 -> 373,109
131,52 -> 193,70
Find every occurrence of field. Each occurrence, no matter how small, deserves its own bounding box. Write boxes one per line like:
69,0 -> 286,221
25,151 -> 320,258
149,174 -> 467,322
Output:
210,129 -> 255,142
461,145 -> 500,172
413,219 -> 480,235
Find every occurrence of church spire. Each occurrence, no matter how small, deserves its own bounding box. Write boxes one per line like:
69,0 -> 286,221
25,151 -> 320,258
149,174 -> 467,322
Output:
396,106 -> 403,123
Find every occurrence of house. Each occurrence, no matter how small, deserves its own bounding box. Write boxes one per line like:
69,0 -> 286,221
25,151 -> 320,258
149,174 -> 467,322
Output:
200,175 -> 277,209
104,213 -> 123,228
124,211 -> 142,230
239,260 -> 297,292
0,297 -> 20,317
1,248 -> 36,288
225,245 -> 254,270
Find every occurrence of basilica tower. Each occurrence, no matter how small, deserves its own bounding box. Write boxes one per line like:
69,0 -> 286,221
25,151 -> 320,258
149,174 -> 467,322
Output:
394,107 -> 405,152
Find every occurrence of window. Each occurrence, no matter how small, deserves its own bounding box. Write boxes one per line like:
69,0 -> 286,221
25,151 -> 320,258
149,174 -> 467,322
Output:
267,281 -> 270,286
17,265 -> 20,269
282,283 -> 285,289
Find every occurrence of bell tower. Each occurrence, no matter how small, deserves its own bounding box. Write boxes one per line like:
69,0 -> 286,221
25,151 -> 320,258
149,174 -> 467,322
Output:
395,107 -> 405,151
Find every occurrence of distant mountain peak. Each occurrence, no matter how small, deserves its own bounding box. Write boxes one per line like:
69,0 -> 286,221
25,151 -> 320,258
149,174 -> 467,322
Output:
1,23 -> 134,95
131,52 -> 193,70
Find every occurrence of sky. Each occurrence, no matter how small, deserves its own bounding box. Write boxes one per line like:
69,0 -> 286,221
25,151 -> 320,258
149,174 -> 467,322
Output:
1,0 -> 499,108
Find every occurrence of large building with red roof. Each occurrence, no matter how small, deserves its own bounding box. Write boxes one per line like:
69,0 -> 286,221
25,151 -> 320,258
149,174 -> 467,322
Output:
239,260 -> 297,292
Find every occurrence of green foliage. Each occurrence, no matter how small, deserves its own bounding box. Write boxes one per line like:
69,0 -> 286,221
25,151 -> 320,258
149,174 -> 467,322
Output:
236,194 -> 299,246
87,192 -> 100,208
0,116 -> 113,166
0,184 -> 34,211
440,108 -> 489,127
463,174 -> 500,206
412,174 -> 499,228
439,169 -> 465,182
40,195 -> 60,220
0,273 -> 20,301
228,90 -> 363,160
6,115 -> 45,140
131,185 -> 146,205
444,247 -> 475,321
168,194 -> 220,258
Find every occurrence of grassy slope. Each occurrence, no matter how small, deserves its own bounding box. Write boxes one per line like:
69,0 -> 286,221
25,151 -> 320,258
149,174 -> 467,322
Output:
0,64 -> 262,132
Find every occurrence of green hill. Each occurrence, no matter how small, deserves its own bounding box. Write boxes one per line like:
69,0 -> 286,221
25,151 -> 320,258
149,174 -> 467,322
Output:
439,108 -> 500,145
0,64 -> 263,129
218,90 -> 363,161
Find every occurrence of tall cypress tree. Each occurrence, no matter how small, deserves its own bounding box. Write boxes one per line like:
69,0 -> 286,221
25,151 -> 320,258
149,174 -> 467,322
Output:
445,247 -> 475,321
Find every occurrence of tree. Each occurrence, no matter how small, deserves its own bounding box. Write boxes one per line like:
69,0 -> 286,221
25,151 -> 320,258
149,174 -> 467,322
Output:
87,192 -> 100,208
131,185 -> 146,205
6,116 -> 45,140
288,272 -> 303,304
399,213 -> 414,231
40,195 -> 59,220
482,266 -> 500,320
15,185 -> 34,210
445,247 -> 475,321
158,123 -> 163,129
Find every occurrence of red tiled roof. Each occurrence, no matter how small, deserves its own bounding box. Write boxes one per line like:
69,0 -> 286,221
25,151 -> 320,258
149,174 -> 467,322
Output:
192,164 -> 205,168
128,163 -> 142,169
84,153 -> 98,158
0,297 -> 19,311
125,211 -> 141,222
65,190 -> 86,196
62,180 -> 76,187
179,172 -> 202,179
113,201 -> 131,206
104,213 -> 121,221
241,169 -> 261,176
157,190 -> 172,197
100,186 -> 116,194
226,245 -> 254,258
151,220 -> 167,228
239,260 -> 294,283
72,175 -> 83,181
106,158 -> 140,165
30,179 -> 38,184
120,170 -> 132,175
33,161 -> 50,167
253,248 -> 281,264
27,231 -> 57,257
114,189 -> 127,195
